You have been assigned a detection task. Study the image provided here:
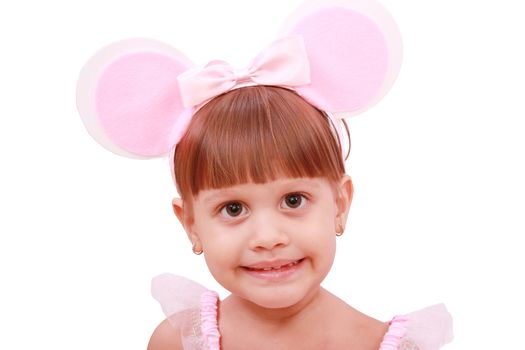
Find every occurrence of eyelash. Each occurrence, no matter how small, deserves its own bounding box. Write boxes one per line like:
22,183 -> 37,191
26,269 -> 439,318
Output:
217,193 -> 309,219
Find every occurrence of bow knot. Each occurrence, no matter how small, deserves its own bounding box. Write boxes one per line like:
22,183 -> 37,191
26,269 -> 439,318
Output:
177,36 -> 311,108
233,67 -> 254,84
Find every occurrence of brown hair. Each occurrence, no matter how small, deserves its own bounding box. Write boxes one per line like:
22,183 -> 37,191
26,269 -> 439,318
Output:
174,86 -> 348,204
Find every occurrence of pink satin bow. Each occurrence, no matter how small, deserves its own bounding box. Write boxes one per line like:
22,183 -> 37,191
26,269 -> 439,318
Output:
177,36 -> 311,108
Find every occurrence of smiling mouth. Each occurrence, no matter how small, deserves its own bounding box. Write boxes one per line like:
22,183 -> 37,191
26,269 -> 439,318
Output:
243,258 -> 305,271
241,258 -> 305,281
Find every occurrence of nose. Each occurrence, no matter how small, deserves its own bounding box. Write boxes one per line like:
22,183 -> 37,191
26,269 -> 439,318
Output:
248,211 -> 290,251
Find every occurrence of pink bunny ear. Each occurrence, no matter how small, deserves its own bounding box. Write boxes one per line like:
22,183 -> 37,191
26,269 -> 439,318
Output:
280,0 -> 403,117
76,38 -> 193,158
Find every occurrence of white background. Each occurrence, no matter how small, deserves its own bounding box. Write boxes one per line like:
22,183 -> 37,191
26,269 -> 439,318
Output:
1,0 -> 524,348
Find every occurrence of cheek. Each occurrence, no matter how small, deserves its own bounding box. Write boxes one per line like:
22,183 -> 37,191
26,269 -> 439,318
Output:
201,230 -> 243,273
310,233 -> 337,280
300,217 -> 337,262
203,244 -> 244,293
300,213 -> 336,242
314,234 -> 337,264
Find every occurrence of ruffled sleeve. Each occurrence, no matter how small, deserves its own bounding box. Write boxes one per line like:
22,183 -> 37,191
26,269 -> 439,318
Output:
151,274 -> 220,350
379,304 -> 453,350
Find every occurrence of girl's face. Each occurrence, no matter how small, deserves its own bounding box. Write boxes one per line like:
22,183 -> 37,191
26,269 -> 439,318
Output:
176,176 -> 353,309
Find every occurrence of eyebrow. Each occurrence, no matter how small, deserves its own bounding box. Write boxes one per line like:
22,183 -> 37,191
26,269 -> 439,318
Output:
202,189 -> 236,203
202,180 -> 321,203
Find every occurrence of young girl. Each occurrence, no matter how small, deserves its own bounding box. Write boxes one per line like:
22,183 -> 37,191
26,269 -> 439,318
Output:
76,1 -> 453,349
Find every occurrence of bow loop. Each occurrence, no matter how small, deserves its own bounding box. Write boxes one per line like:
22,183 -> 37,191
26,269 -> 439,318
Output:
250,35 -> 311,87
177,36 -> 311,108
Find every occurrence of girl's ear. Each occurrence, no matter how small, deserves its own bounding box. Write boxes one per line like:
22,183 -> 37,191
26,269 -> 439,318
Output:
172,198 -> 203,251
335,175 -> 354,227
171,198 -> 194,235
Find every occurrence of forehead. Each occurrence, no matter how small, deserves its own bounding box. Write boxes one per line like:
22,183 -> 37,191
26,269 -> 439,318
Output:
196,177 -> 333,203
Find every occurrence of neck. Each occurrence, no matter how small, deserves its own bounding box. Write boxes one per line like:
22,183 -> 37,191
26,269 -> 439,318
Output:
221,286 -> 329,328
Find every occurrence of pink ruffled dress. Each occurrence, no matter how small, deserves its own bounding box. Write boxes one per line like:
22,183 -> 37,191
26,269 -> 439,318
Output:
152,274 -> 453,350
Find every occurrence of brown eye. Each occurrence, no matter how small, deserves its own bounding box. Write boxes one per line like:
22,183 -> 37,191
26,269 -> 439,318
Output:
220,202 -> 244,217
282,193 -> 307,209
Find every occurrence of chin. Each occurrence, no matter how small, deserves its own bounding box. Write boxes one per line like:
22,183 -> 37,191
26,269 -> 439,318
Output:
245,284 -> 318,309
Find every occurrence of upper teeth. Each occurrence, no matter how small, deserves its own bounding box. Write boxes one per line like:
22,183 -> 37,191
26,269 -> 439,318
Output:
259,261 -> 299,271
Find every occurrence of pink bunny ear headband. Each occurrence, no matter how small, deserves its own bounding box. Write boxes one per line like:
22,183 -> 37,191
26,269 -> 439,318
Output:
76,0 -> 402,160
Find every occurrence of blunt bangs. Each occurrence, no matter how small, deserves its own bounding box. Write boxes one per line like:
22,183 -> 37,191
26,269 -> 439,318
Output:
174,86 -> 346,199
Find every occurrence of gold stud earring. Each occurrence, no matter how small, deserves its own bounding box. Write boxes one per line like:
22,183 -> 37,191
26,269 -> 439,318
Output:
192,242 -> 203,255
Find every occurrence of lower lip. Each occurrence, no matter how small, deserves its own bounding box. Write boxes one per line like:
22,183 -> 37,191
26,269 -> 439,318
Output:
242,259 -> 305,281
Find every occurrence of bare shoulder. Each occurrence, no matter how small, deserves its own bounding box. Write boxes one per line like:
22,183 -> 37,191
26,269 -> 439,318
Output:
353,314 -> 389,349
147,318 -> 183,350
333,309 -> 388,349
324,291 -> 389,349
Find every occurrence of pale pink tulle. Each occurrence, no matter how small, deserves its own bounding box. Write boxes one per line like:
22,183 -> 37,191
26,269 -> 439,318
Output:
379,304 -> 453,350
404,304 -> 454,349
151,274 -> 207,317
